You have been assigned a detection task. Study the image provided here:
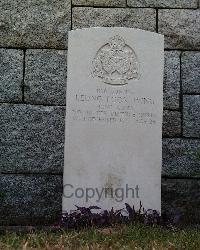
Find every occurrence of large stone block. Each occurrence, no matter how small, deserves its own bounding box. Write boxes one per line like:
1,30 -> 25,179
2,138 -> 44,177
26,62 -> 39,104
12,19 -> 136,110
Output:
162,178 -> 200,224
0,174 -> 62,225
163,139 -> 200,178
127,0 -> 198,8
182,52 -> 200,94
158,10 -> 200,49
0,0 -> 71,49
0,49 -> 23,102
164,51 -> 180,109
183,95 -> 200,138
163,111 -> 181,137
0,104 -> 65,173
72,7 -> 156,31
24,50 -> 67,105
73,0 -> 126,7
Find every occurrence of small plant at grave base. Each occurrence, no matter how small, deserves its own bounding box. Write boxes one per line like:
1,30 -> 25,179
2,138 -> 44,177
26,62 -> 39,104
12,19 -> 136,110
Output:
60,203 -> 181,230
196,148 -> 200,160
0,192 -> 5,200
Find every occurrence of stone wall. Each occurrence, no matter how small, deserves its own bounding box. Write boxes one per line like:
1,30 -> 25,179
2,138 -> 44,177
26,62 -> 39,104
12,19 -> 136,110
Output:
0,0 -> 199,225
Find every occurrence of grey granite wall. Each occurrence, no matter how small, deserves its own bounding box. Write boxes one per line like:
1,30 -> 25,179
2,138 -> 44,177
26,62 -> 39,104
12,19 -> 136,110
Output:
0,0 -> 199,225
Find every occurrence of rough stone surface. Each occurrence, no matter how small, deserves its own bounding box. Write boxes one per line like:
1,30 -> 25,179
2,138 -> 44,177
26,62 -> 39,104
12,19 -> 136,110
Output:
0,174 -> 62,225
73,0 -> 126,7
162,139 -> 200,177
183,95 -> 200,138
162,178 -> 200,224
182,52 -> 200,94
72,8 -> 156,31
24,50 -> 67,105
163,111 -> 181,137
0,49 -> 23,102
127,0 -> 198,8
0,0 -> 71,49
158,10 -> 200,49
0,104 -> 65,173
164,51 -> 180,110
0,1 -> 199,226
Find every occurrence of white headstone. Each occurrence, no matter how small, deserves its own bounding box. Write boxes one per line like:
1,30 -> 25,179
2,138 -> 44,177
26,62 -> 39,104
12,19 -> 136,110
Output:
63,27 -> 164,213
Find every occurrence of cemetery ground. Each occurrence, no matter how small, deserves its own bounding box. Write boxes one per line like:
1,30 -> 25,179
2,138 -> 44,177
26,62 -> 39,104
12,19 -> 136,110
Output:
0,223 -> 200,249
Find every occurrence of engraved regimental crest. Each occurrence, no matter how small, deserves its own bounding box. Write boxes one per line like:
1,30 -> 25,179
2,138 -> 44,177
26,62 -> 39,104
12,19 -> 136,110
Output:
92,35 -> 140,85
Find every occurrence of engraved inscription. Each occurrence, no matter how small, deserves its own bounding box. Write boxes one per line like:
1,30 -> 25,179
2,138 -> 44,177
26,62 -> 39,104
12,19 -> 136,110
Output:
92,35 -> 140,86
72,88 -> 157,125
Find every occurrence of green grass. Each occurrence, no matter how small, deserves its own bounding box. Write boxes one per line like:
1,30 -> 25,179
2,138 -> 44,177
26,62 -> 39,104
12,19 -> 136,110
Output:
0,223 -> 200,249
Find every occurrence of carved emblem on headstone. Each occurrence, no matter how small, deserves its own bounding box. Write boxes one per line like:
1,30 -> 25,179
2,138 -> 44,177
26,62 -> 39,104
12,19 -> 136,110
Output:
92,35 -> 140,85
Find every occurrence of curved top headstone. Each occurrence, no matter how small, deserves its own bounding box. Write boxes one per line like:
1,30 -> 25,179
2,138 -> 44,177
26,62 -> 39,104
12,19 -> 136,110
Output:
63,27 -> 164,213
